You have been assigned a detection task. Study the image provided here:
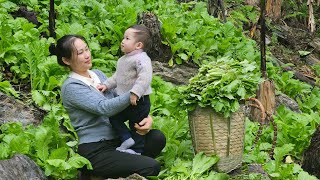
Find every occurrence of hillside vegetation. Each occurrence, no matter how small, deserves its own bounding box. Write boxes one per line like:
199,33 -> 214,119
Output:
0,0 -> 320,179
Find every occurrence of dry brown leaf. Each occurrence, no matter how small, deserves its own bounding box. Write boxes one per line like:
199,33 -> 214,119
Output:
250,24 -> 257,38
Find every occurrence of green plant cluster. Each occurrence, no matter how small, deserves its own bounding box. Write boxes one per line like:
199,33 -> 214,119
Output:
1,0 -> 320,179
157,2 -> 260,66
178,56 -> 261,117
0,112 -> 92,179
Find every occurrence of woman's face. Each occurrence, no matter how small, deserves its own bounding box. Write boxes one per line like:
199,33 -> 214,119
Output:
64,38 -> 92,75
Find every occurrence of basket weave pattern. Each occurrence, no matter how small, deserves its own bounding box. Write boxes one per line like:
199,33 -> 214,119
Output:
188,105 -> 245,173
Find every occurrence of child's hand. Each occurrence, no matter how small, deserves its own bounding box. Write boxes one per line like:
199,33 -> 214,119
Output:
130,93 -> 138,105
97,84 -> 108,92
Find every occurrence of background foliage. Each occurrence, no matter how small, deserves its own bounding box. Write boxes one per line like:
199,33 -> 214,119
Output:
0,0 -> 320,179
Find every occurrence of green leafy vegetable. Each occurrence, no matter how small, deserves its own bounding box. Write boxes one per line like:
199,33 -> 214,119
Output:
179,56 -> 261,117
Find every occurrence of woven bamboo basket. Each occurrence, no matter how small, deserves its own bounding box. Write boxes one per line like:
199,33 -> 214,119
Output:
188,104 -> 245,173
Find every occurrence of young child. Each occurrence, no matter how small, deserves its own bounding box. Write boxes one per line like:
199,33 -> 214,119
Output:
97,24 -> 152,155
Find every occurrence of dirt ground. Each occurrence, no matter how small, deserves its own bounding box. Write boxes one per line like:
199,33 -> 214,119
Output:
268,23 -> 319,81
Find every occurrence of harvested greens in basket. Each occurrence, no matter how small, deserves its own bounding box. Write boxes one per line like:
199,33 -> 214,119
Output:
179,56 -> 262,117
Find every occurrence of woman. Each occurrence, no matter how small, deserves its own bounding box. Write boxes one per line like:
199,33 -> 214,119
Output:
50,34 -> 166,178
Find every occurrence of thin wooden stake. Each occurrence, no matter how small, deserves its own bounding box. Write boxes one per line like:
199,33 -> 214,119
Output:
49,0 -> 56,39
260,0 -> 267,79
251,0 -> 276,124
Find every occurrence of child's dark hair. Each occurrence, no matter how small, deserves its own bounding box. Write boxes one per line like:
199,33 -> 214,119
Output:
129,24 -> 151,51
49,34 -> 88,66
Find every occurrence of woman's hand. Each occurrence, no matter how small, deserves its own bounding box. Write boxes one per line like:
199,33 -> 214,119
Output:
134,115 -> 153,135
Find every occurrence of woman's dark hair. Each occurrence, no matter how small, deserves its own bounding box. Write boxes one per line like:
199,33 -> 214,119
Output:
129,24 -> 151,52
49,35 -> 88,66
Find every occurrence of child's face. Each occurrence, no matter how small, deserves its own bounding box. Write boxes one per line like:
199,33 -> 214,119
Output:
121,28 -> 142,54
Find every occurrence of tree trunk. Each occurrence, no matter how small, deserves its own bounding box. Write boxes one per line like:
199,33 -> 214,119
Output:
207,0 -> 226,22
266,0 -> 281,21
302,125 -> 320,178
250,0 -> 276,124
136,12 -> 172,62
207,0 -> 219,17
250,81 -> 276,124
245,0 -> 259,6
246,0 -> 282,22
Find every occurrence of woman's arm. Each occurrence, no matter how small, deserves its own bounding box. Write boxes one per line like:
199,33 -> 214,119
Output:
62,82 -> 130,117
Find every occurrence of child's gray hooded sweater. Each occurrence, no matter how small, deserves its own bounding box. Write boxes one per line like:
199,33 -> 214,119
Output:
61,69 -> 131,144
104,50 -> 152,98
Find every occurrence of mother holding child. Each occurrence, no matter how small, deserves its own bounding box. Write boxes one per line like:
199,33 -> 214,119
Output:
50,24 -> 166,179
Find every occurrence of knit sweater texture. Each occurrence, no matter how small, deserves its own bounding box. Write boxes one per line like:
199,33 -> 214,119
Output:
61,69 -> 131,144
105,50 -> 152,98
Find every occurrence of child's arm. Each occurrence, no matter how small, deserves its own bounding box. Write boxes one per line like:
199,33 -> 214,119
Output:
96,84 -> 108,92
130,55 -> 152,99
104,74 -> 117,89
98,71 -> 118,93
